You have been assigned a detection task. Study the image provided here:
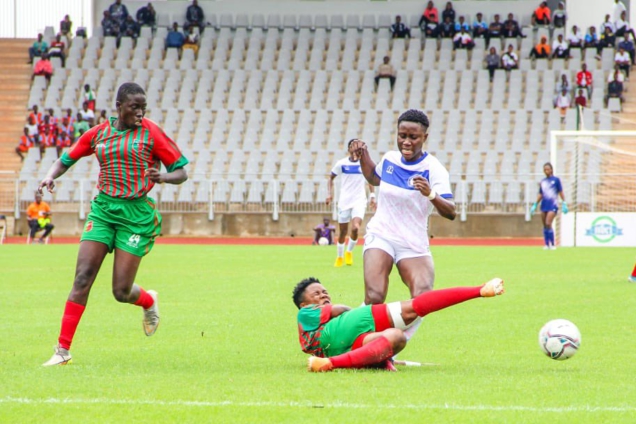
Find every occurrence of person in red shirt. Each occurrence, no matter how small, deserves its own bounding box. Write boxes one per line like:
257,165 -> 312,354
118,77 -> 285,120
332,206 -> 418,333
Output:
39,127 -> 56,158
532,1 -> 551,26
56,129 -> 73,158
574,89 -> 587,108
48,33 -> 66,67
15,127 -> 35,161
38,114 -> 57,138
32,53 -> 53,83
419,1 -> 439,28
58,116 -> 74,141
576,63 -> 593,98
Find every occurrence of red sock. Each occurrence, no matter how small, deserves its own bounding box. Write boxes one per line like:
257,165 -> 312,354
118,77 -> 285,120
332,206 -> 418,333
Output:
412,286 -> 482,317
631,264 -> 636,278
58,301 -> 86,350
329,336 -> 394,369
134,287 -> 154,309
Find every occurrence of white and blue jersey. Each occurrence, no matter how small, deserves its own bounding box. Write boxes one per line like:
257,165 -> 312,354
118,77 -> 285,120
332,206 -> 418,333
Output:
366,151 -> 453,252
539,176 -> 563,212
331,157 -> 367,210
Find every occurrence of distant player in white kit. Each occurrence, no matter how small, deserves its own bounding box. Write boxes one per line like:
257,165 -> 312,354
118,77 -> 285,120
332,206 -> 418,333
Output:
326,139 -> 376,267
351,109 -> 456,341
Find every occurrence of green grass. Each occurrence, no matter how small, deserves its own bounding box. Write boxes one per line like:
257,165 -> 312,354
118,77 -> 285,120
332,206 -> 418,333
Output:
1,244 -> 635,423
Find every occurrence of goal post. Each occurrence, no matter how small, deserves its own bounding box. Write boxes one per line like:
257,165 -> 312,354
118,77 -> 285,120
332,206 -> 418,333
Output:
550,129 -> 636,247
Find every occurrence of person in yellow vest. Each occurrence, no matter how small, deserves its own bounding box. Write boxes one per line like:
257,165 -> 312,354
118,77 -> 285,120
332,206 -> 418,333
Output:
26,192 -> 54,243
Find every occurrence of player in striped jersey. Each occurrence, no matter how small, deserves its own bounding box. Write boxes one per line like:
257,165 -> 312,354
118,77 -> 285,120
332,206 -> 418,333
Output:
530,162 -> 568,250
351,109 -> 456,342
39,82 -> 189,366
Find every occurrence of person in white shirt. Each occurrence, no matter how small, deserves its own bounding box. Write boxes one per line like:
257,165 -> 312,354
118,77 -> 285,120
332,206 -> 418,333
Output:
351,109 -> 456,342
613,0 -> 627,26
615,10 -> 636,40
552,34 -> 570,58
601,14 -> 616,34
615,47 -> 632,78
79,101 -> 95,122
555,89 -> 571,120
501,44 -> 519,70
452,28 -> 475,50
608,64 -> 626,82
567,25 -> 583,49
327,139 -> 376,267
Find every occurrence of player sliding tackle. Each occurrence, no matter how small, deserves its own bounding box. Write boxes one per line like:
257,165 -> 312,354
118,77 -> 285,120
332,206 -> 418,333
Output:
293,277 -> 504,372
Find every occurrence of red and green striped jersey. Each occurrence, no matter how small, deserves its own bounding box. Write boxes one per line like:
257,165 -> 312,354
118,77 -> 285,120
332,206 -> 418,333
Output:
297,304 -> 333,357
60,117 -> 189,199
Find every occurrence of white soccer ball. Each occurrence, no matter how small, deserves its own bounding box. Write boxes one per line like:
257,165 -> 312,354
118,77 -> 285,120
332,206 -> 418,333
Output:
318,237 -> 329,246
538,319 -> 581,360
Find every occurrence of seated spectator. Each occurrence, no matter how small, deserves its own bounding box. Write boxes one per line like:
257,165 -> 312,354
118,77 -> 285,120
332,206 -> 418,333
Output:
609,64 -> 626,83
109,0 -> 129,26
555,73 -> 572,98
185,0 -> 205,34
64,108 -> 75,126
615,11 -> 636,41
618,34 -> 635,64
552,34 -> 570,59
56,130 -> 72,158
183,29 -> 199,54
576,63 -> 593,98
453,28 -> 474,50
26,193 -> 54,244
313,217 -> 335,246
83,84 -> 96,111
503,13 -> 524,38
585,26 -> 599,49
599,26 -> 617,53
38,114 -> 57,140
488,14 -> 503,39
25,115 -> 39,147
574,89 -> 587,108
97,110 -> 108,125
567,25 -> 583,49
501,44 -> 519,71
613,0 -> 628,24
74,113 -> 90,139
39,126 -> 56,157
441,2 -> 456,25
136,3 -> 157,29
532,1 -> 551,26
424,20 -> 440,38
472,13 -> 488,39
529,36 -> 551,59
47,108 -> 58,128
60,15 -> 72,37
605,70 -> 625,106
419,1 -> 439,29
80,101 -> 95,121
615,46 -> 631,78
454,16 -> 470,33
121,15 -> 140,39
32,53 -> 53,83
28,33 -> 48,64
552,1 -> 567,29
440,16 -> 454,38
166,22 -> 185,49
390,15 -> 411,38
102,11 -> 120,38
375,56 -> 396,89
485,46 -> 500,82
47,34 -> 66,67
15,127 -> 35,161
554,89 -> 571,119
59,115 -> 74,141
600,14 -> 616,35
29,104 -> 43,126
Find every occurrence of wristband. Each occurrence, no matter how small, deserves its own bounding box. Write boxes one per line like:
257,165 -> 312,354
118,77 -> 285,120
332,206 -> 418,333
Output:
369,193 -> 376,198
427,189 -> 437,200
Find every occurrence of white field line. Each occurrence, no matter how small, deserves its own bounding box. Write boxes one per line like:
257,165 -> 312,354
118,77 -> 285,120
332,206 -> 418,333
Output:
1,397 -> 635,413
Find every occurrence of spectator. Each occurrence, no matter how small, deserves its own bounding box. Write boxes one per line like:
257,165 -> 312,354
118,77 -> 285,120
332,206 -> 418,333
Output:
485,46 -> 500,82
32,53 -> 53,83
39,126 -> 56,157
600,14 -> 616,35
48,34 -> 66,67
64,108 -> 75,126
440,16 -> 454,38
73,113 -> 90,139
615,46 -> 631,78
599,26 -> 617,53
390,15 -> 411,38
501,44 -> 519,71
552,33 -> 570,59
532,2 -> 551,26
441,2 -> 456,25
56,129 -> 72,158
419,1 -> 439,28
618,34 -> 635,64
472,12 -> 488,39
615,11 -> 636,41
574,89 -> 587,108
555,73 -> 572,97
530,36 -> 551,59
26,193 -> 54,244
503,13 -> 524,38
59,115 -> 74,141
102,11 -> 120,38
454,16 -> 470,33
47,108 -> 58,128
576,63 -> 593,98
97,110 -> 108,125
453,28 -> 474,50
166,22 -> 185,49
567,25 -> 583,49
488,14 -> 503,39
121,15 -> 140,39
185,0 -> 205,34
28,33 -> 48,64
83,84 -> 96,111
16,127 -> 35,161
313,217 -> 336,245
555,89 -> 571,120
38,114 -> 57,141
29,105 -> 43,125
108,0 -> 129,26
25,115 -> 39,147
375,56 -> 396,89
183,29 -> 199,54
609,64 -> 626,83
424,19 -> 440,38
60,15 -> 72,37
80,101 -> 95,121
136,3 -> 157,29
606,70 -> 625,107
585,26 -> 599,49
552,1 -> 567,29
613,0 -> 628,25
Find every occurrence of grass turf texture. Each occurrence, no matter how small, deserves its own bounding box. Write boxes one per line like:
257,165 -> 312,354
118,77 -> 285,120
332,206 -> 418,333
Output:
1,244 -> 635,423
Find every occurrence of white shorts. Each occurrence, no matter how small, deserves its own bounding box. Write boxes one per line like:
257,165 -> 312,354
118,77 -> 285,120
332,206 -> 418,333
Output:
363,233 -> 431,264
337,202 -> 366,224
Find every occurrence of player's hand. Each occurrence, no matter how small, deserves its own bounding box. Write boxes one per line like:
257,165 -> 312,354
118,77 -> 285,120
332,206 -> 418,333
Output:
325,195 -> 332,206
530,202 -> 537,216
350,140 -> 367,156
38,178 -> 55,194
561,201 -> 569,214
145,168 -> 163,183
411,175 -> 432,197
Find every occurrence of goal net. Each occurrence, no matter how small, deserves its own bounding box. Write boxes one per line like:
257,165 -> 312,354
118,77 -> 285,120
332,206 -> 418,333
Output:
550,121 -> 636,246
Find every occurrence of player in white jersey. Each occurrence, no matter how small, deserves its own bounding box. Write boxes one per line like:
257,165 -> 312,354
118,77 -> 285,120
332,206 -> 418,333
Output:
351,109 -> 456,341
327,139 -> 376,267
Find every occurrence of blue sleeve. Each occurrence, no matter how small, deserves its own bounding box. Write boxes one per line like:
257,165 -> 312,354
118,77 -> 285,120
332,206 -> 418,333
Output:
556,178 -> 563,193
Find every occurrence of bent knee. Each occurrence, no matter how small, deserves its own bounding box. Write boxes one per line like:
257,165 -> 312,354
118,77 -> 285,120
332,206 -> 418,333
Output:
112,287 -> 131,303
383,328 -> 407,349
365,287 -> 387,305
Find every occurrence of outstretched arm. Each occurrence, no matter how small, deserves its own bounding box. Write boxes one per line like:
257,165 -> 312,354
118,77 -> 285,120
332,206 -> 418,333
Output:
38,159 -> 70,193
352,140 -> 381,186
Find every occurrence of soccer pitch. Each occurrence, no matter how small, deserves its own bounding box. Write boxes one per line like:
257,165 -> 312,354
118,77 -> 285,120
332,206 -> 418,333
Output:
1,244 -> 635,423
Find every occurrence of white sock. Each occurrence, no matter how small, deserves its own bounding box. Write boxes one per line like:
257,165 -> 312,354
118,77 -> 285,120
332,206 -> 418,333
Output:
403,317 -> 423,341
337,242 -> 345,257
347,238 -> 357,252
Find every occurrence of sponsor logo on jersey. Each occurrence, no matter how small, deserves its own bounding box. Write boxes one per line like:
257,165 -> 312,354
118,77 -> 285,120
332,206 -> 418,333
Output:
585,216 -> 623,243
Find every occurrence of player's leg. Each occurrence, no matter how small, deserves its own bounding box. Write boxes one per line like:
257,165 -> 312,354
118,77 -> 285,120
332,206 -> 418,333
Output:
544,210 -> 557,248
345,204 -> 365,265
363,248 -> 394,304
540,211 -> 550,248
394,254 -> 435,340
334,209 -> 350,267
629,263 -> 636,283
41,223 -> 54,240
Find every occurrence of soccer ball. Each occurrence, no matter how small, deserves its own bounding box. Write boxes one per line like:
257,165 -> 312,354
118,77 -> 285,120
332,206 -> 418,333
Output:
318,237 -> 329,246
538,319 -> 581,360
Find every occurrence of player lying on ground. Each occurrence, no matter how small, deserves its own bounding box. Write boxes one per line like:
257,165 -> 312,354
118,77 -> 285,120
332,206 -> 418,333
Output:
293,276 -> 505,372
